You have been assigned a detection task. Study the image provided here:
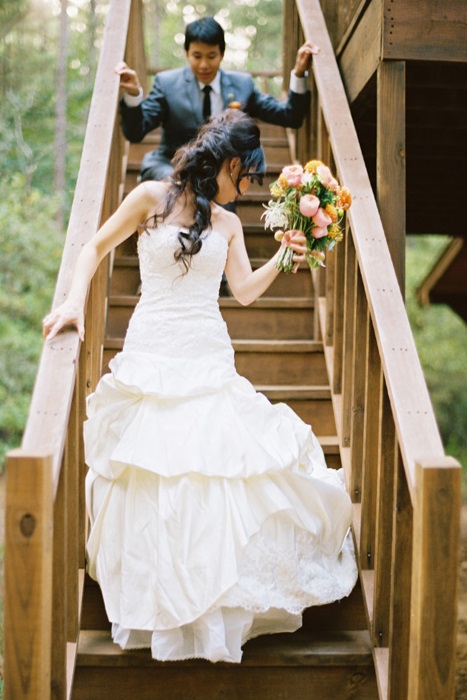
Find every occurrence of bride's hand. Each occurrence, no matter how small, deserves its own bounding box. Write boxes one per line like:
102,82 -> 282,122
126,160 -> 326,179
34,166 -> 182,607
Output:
42,302 -> 85,341
282,230 -> 307,273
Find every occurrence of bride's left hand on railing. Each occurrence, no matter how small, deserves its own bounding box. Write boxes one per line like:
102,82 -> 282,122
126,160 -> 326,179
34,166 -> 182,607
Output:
42,302 -> 85,342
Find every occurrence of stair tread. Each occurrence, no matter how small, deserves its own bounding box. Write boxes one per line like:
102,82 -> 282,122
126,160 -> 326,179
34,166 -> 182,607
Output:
258,385 -> 331,399
104,338 -> 324,352
109,295 -> 314,308
112,256 -> 309,271
77,629 -> 373,667
126,161 -> 283,174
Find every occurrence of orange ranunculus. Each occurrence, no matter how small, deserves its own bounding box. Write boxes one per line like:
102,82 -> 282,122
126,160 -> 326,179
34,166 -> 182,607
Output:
281,164 -> 304,187
325,203 -> 338,222
336,186 -> 352,210
299,194 -> 320,217
278,173 -> 289,189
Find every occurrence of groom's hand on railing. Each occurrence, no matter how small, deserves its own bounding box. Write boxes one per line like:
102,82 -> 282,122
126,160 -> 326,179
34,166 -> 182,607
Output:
294,41 -> 320,78
115,61 -> 142,97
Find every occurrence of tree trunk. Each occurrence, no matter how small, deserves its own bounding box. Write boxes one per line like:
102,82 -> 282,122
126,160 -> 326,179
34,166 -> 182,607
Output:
54,0 -> 68,231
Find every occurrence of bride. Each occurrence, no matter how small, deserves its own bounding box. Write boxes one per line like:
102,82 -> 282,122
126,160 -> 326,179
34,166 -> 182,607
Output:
43,109 -> 357,664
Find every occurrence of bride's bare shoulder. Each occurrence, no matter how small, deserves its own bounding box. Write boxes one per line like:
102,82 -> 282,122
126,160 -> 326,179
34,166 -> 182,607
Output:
133,180 -> 169,211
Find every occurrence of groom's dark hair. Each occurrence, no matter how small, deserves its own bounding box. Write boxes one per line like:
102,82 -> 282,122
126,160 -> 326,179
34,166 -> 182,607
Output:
184,17 -> 226,54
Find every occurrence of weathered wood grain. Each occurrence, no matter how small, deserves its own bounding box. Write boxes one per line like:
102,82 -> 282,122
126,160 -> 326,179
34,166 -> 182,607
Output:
4,452 -> 54,700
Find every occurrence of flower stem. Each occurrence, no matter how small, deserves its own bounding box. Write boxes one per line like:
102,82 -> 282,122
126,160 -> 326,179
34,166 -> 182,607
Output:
276,246 -> 295,274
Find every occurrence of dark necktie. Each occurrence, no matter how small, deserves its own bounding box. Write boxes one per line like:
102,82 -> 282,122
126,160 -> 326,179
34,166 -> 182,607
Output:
202,85 -> 212,121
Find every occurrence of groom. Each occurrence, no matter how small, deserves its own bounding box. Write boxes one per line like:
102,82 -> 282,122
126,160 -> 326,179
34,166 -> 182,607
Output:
116,16 -> 319,182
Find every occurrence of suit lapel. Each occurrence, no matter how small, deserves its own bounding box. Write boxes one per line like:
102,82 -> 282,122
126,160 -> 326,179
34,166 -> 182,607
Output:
184,66 -> 203,123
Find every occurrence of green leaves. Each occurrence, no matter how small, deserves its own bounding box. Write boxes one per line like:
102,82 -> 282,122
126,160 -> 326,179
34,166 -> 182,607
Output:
406,235 -> 467,472
0,175 -> 62,465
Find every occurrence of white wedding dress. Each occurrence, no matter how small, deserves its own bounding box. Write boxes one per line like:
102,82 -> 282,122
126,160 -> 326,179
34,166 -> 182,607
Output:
84,223 -> 357,663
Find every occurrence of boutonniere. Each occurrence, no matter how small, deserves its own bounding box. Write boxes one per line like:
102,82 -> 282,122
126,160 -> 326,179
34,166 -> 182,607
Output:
227,93 -> 242,109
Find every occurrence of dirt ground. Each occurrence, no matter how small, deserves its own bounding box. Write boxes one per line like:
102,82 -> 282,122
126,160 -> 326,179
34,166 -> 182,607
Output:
0,475 -> 466,696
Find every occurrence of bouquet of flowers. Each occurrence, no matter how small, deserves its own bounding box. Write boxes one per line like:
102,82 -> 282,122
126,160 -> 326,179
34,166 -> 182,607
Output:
262,160 -> 352,273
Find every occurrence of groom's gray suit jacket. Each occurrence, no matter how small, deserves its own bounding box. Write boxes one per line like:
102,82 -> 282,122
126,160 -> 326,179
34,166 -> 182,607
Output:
120,66 -> 310,180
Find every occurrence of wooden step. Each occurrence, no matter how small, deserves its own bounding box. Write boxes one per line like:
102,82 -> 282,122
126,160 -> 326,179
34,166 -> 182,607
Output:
113,227 -> 285,264
72,629 -> 377,699
103,339 -> 328,386
244,227 -> 284,257
257,385 -> 336,435
126,130 -> 289,167
223,297 -> 314,340
81,568 -> 364,633
232,338 -> 328,385
124,164 -> 282,196
106,296 -> 315,341
109,255 -> 313,298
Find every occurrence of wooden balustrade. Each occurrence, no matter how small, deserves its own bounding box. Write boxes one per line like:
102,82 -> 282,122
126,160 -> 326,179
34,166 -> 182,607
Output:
3,0 -> 462,697
284,0 -> 461,697
3,1 -> 139,697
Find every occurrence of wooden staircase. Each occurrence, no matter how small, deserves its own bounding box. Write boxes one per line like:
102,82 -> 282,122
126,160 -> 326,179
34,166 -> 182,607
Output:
3,1 -> 461,698
71,125 -> 378,698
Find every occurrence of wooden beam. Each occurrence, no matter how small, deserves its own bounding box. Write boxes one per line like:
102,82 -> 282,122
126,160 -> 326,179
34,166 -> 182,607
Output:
4,452 -> 54,700
408,457 -> 461,699
350,269 -> 367,501
383,0 -> 467,62
372,382 -> 396,648
338,0 -> 382,104
359,316 -> 381,570
377,60 -> 406,294
388,448 -> 412,700
332,229 -> 345,395
124,0 -> 147,91
341,228 -> 357,452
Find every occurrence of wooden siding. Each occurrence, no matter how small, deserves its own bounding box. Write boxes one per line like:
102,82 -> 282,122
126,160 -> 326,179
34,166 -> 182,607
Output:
383,0 -> 467,62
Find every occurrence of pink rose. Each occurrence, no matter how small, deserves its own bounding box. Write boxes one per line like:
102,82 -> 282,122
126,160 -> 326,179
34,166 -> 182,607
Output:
312,207 -> 332,228
282,164 -> 303,187
299,194 -> 320,217
316,164 -> 339,192
311,226 -> 328,239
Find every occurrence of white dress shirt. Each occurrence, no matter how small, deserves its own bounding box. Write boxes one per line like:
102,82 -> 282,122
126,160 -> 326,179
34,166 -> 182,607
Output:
123,70 -> 308,108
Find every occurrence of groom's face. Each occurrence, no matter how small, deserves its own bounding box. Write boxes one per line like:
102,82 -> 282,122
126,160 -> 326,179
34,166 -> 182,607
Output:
186,42 -> 224,85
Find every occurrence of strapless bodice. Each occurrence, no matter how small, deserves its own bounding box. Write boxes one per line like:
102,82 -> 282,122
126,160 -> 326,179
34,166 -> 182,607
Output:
123,224 -> 232,359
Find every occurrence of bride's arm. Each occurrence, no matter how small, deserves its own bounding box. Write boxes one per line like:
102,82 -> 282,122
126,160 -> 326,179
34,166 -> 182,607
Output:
224,219 -> 306,306
43,182 -> 161,340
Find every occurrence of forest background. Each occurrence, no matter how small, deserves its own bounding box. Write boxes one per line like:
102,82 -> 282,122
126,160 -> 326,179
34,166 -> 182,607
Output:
1,0 -> 466,481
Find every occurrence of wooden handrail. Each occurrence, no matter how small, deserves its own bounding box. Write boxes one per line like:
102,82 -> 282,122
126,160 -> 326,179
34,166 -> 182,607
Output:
20,0 -> 132,492
4,1 -> 136,697
4,0 -> 461,697
285,0 -> 461,698
296,0 -> 443,492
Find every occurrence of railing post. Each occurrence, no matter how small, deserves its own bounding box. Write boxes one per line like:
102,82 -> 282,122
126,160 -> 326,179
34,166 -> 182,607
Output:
388,448 -> 413,700
377,60 -> 406,295
408,457 -> 461,699
4,451 -> 54,700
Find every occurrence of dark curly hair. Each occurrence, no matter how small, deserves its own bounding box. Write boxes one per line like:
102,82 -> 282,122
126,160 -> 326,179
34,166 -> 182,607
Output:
148,110 -> 265,272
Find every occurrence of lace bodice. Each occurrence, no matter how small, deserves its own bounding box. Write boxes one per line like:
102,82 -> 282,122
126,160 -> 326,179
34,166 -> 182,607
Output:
123,224 -> 233,359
